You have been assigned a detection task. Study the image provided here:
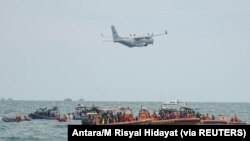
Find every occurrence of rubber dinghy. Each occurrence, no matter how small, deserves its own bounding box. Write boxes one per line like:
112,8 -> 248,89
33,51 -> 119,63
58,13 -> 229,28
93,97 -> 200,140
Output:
2,116 -> 30,122
228,114 -> 247,125
2,116 -> 18,122
28,113 -> 57,120
28,106 -> 59,120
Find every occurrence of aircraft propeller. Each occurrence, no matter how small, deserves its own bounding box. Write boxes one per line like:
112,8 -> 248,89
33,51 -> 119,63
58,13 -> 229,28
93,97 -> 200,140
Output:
147,33 -> 154,36
129,34 -> 136,37
165,30 -> 168,34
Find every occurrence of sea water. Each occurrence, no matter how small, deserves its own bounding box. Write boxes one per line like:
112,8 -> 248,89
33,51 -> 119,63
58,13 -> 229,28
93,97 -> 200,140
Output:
0,101 -> 249,141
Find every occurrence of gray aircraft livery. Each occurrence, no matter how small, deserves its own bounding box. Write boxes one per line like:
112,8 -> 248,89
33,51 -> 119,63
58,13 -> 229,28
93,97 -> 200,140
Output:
102,25 -> 167,48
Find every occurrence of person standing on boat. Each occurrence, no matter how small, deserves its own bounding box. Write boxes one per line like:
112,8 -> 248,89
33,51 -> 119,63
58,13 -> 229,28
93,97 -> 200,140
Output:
110,112 -> 114,123
63,115 -> 67,121
211,115 -> 215,120
152,112 -> 158,120
196,112 -> 201,119
117,112 -> 121,122
107,112 -> 110,124
205,114 -> 210,120
219,115 -> 227,121
231,114 -> 238,122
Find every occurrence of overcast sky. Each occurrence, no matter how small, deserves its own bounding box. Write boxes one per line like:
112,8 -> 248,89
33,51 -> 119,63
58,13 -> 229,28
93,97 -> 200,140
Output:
0,0 -> 250,102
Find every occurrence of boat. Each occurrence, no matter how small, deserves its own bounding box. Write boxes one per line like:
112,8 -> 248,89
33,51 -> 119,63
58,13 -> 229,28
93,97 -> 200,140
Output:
165,99 -> 187,106
168,99 -> 179,105
201,120 -> 227,125
2,116 -> 20,122
79,99 -> 84,102
137,106 -> 200,125
228,114 -> 247,125
72,104 -> 99,120
82,107 -> 152,125
64,98 -> 72,102
56,119 -> 69,122
200,114 -> 227,125
151,105 -> 201,125
56,115 -> 70,122
152,118 -> 200,125
2,115 -> 30,122
228,121 -> 247,125
108,119 -> 152,125
7,98 -> 13,101
81,113 -> 99,125
28,113 -> 57,120
28,106 -> 59,120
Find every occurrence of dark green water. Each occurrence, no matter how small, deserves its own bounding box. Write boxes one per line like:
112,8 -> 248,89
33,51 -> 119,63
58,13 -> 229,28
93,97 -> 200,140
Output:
0,101 -> 249,141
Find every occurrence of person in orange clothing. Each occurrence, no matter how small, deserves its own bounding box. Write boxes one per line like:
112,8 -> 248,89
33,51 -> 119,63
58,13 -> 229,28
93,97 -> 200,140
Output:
151,112 -> 158,120
204,114 -> 211,120
230,114 -> 238,122
15,115 -> 22,122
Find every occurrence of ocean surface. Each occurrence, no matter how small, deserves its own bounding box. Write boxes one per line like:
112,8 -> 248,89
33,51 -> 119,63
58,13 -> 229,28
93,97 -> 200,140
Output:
0,101 -> 249,141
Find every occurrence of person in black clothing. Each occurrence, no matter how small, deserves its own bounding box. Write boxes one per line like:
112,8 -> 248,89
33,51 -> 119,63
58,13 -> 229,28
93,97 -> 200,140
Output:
212,115 -> 215,120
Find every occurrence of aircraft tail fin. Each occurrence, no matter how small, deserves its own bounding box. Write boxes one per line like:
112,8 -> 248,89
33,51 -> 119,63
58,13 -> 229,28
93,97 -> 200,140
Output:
111,25 -> 121,41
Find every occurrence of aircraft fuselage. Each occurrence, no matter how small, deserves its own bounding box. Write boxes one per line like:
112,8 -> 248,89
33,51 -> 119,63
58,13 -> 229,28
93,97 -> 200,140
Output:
115,37 -> 154,47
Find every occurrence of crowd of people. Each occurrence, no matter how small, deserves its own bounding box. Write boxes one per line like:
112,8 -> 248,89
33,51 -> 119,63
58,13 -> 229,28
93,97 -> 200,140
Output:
158,108 -> 197,120
93,110 -> 134,125
34,107 -> 59,117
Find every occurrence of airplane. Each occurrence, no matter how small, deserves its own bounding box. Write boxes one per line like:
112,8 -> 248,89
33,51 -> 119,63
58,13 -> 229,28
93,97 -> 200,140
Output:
101,25 -> 167,48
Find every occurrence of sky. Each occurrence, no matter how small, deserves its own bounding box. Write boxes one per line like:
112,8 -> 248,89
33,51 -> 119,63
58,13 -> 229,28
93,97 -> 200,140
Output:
0,0 -> 250,102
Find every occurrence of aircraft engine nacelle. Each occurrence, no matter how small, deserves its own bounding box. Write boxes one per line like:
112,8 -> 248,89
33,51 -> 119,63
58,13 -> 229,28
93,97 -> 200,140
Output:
146,38 -> 154,45
135,42 -> 147,47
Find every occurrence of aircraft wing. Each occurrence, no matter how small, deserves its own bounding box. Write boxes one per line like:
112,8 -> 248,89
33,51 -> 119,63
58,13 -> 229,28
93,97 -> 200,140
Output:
132,30 -> 168,40
151,30 -> 168,37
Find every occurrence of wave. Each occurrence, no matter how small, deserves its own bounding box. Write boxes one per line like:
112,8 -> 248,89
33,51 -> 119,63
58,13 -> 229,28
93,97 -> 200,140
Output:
3,110 -> 16,114
53,124 -> 68,128
0,136 -> 49,141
